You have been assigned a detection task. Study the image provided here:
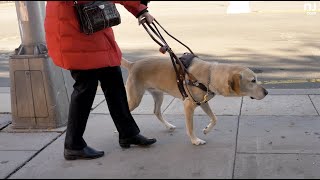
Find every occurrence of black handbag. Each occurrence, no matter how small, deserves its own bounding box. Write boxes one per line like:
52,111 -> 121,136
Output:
73,1 -> 121,35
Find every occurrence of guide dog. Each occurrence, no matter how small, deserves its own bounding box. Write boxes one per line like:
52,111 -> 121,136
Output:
121,56 -> 268,145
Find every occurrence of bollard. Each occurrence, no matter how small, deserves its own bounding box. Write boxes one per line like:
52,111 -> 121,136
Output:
9,1 -> 74,129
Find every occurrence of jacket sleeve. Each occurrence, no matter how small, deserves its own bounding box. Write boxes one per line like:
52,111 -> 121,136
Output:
113,1 -> 148,18
140,0 -> 150,6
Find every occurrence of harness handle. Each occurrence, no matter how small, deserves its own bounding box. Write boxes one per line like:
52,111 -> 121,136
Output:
141,18 -> 194,55
153,19 -> 194,55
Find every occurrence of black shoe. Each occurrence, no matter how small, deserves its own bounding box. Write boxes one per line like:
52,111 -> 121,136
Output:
64,146 -> 104,160
119,134 -> 157,148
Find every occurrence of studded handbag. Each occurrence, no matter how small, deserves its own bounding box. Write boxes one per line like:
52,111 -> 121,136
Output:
73,1 -> 121,35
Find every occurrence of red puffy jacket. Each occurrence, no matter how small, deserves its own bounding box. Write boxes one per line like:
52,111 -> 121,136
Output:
44,1 -> 147,70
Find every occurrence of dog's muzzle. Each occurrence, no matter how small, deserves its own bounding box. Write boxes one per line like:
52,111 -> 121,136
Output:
250,89 -> 268,99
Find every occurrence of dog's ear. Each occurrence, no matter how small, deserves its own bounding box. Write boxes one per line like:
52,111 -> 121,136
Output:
229,73 -> 242,95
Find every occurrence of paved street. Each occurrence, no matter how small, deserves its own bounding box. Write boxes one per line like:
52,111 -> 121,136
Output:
0,1 -> 320,179
0,1 -> 319,88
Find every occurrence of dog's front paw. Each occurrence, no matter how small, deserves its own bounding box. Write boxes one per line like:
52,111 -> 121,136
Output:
192,138 -> 206,145
164,122 -> 176,131
203,126 -> 214,135
203,121 -> 216,135
166,124 -> 176,131
203,127 -> 210,135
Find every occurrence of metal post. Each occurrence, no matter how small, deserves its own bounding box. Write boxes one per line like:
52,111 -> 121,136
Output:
14,1 -> 47,56
9,1 -> 74,129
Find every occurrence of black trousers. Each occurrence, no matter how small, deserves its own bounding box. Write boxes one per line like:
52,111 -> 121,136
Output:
64,66 -> 140,150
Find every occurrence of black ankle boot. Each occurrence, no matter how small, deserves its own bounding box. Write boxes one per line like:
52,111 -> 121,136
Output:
64,146 -> 104,160
119,134 -> 157,148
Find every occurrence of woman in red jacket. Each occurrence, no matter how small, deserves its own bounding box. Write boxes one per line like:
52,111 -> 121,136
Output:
44,1 -> 156,160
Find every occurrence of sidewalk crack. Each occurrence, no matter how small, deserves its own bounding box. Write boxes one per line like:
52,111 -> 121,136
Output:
232,97 -> 243,178
309,95 -> 320,116
4,131 -> 66,179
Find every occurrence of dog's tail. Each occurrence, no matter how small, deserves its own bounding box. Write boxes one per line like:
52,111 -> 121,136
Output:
121,57 -> 133,70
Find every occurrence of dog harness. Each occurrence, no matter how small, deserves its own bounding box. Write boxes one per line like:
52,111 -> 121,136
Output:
141,19 -> 215,105
179,53 -> 215,105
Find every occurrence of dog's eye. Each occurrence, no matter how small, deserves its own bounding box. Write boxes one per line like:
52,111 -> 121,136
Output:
251,79 -> 256,83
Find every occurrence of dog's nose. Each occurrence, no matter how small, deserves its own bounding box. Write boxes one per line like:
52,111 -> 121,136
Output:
264,89 -> 268,96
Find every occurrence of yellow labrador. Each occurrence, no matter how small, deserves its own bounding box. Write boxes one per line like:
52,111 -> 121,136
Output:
121,56 -> 268,145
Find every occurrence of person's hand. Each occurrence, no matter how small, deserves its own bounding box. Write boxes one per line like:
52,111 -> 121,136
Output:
138,11 -> 155,25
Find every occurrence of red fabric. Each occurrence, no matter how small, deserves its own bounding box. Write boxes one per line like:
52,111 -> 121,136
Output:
44,1 -> 147,70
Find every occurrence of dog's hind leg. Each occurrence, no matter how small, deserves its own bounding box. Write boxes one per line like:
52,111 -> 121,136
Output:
149,89 -> 176,131
184,99 -> 206,145
200,103 -> 217,135
125,80 -> 144,112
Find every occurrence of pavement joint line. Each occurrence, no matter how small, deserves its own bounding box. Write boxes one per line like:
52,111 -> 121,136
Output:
239,115 -> 320,117
162,97 -> 176,114
2,129 -> 66,133
308,95 -> 320,116
91,112 -> 110,115
4,130 -> 66,179
237,152 -> 320,155
267,93 -> 320,96
0,122 -> 11,131
91,98 -> 106,111
195,114 -> 238,117
232,97 -> 243,179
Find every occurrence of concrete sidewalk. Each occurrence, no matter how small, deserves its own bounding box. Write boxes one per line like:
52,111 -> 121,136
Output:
1,88 -> 320,179
1,1 -> 320,178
